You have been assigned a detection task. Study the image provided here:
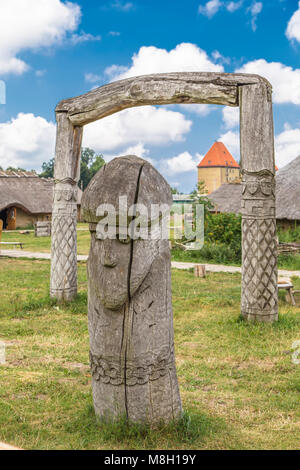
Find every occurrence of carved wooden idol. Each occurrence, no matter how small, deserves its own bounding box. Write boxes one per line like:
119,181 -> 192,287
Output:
81,155 -> 182,423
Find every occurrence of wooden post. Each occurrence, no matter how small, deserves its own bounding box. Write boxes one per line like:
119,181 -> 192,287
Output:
50,112 -> 83,301
240,83 -> 278,322
194,264 -> 206,278
7,207 -> 16,230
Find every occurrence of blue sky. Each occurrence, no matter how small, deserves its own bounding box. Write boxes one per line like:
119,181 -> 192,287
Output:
0,0 -> 299,192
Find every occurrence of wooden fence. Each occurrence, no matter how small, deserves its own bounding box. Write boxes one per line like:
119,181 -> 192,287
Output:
278,243 -> 300,255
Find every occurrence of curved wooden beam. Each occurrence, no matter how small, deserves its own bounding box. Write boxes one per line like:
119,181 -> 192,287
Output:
56,72 -> 271,126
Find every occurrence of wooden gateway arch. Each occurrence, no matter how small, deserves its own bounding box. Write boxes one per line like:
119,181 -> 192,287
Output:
50,72 -> 278,322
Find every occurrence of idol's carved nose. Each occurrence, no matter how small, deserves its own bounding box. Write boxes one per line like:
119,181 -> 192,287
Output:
100,239 -> 118,267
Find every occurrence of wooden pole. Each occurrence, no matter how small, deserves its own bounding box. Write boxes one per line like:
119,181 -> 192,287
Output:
50,112 -> 83,301
194,264 -> 206,278
239,83 -> 278,322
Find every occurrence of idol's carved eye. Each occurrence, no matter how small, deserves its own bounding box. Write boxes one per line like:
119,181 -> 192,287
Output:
116,233 -> 131,244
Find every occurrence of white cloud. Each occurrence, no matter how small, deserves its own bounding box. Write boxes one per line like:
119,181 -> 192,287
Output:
103,143 -> 153,164
160,151 -> 201,176
105,64 -> 129,80
275,125 -> 300,168
105,43 -> 224,81
198,0 -> 242,17
218,130 -> 240,159
35,69 -> 47,78
247,1 -> 263,31
248,1 -> 262,15
198,0 -> 223,18
70,31 -> 101,45
169,181 -> 180,188
0,109 -> 190,173
83,106 -> 192,152
109,31 -> 121,36
0,0 -> 99,76
226,1 -> 243,13
0,113 -> 56,170
111,1 -> 134,11
212,50 -> 231,65
222,107 -> 239,128
236,59 -> 300,105
286,1 -> 300,43
178,104 -> 212,116
85,73 -> 102,83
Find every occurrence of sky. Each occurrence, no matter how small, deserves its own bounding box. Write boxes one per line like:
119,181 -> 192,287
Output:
0,0 -> 299,193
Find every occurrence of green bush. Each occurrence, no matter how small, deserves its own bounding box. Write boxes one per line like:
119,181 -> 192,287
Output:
278,225 -> 300,243
205,213 -> 242,246
172,242 -> 241,265
173,210 -> 300,268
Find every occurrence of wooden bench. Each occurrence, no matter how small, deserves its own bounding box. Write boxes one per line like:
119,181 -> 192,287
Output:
278,280 -> 299,306
0,241 -> 24,249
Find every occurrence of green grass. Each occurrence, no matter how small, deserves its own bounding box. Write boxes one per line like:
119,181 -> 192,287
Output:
278,225 -> 300,244
0,225 -> 91,255
0,259 -> 300,449
171,245 -> 241,267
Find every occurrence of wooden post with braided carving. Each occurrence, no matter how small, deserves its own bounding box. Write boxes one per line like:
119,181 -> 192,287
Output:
50,112 -> 83,301
240,83 -> 278,322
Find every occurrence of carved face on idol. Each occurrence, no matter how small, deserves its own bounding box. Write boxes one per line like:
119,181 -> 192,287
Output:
88,228 -> 156,310
242,169 -> 275,198
82,155 -> 173,311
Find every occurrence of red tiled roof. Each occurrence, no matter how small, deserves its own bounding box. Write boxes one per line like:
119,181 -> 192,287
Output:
197,142 -> 240,169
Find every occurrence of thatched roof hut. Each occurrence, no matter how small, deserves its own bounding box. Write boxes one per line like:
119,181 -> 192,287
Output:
0,171 -> 54,215
209,183 -> 242,214
209,155 -> 300,223
0,170 -> 82,229
276,155 -> 300,221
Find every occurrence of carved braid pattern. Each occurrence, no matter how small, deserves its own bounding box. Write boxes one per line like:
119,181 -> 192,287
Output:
242,218 -> 277,314
90,349 -> 175,386
51,214 -> 77,292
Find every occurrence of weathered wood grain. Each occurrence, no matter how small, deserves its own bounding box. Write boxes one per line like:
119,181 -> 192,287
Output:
56,72 -> 271,126
82,156 -> 182,423
50,113 -> 83,301
240,83 -> 278,322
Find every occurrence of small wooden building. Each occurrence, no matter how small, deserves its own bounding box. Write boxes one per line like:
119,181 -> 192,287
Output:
209,155 -> 300,226
0,170 -> 82,230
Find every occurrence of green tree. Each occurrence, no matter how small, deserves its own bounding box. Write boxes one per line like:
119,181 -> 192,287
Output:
191,181 -> 214,216
40,158 -> 54,178
79,148 -> 105,190
6,166 -> 28,172
39,148 -> 105,189
171,187 -> 181,195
